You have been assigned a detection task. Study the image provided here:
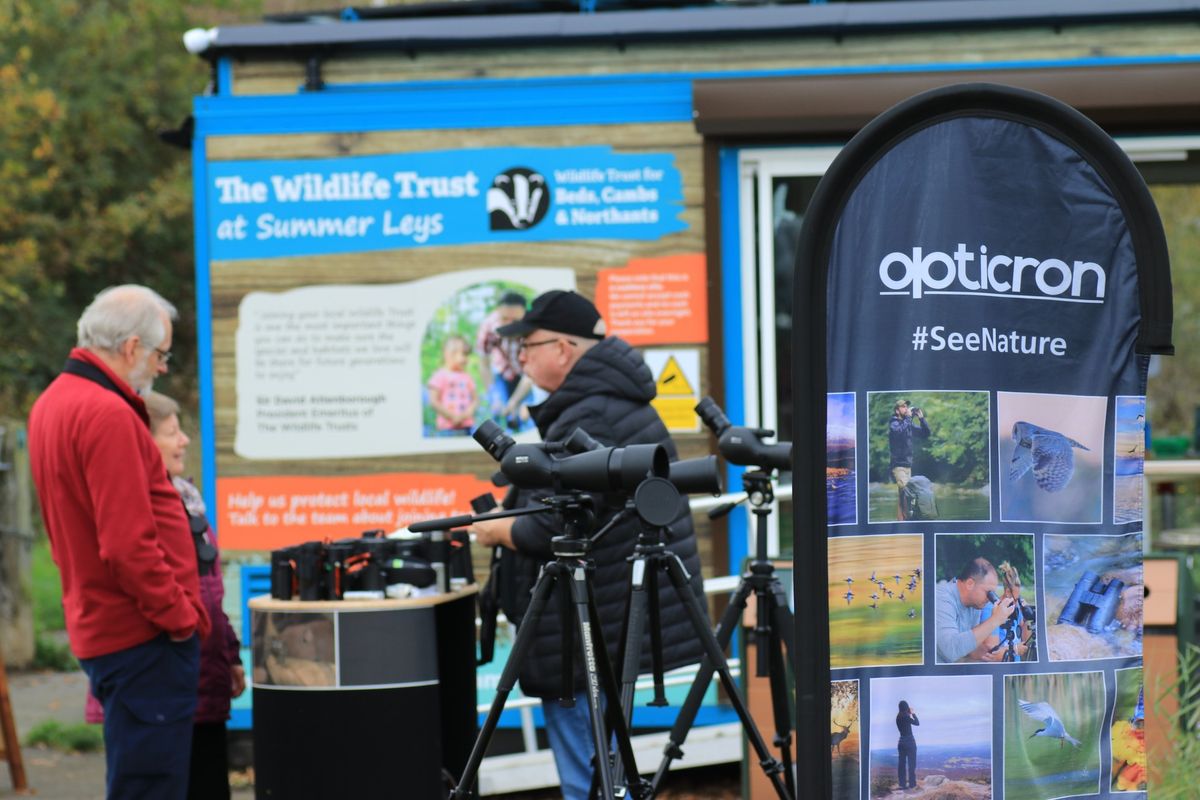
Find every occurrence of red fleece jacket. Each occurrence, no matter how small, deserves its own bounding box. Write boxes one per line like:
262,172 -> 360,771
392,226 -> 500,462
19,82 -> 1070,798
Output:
28,349 -> 210,659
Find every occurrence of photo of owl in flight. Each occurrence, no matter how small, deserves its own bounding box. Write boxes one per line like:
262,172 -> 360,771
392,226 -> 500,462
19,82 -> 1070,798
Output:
1009,421 -> 1090,492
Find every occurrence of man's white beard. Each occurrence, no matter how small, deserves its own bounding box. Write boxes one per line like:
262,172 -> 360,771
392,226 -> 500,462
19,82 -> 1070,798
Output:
128,351 -> 156,397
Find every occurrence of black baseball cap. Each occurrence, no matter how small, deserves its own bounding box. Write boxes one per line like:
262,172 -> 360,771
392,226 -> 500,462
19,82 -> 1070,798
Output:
496,290 -> 607,340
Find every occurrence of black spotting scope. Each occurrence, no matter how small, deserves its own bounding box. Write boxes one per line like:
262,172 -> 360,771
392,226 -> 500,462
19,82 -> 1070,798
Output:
473,420 -> 669,492
561,427 -> 723,496
695,397 -> 792,472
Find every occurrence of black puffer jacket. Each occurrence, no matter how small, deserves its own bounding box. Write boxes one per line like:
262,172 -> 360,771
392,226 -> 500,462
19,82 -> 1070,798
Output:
502,336 -> 707,698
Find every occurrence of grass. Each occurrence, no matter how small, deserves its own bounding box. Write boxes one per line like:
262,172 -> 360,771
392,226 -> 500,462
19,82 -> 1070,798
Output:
1153,643 -> 1200,798
30,537 -> 76,671
31,537 -> 64,633
25,720 -> 103,753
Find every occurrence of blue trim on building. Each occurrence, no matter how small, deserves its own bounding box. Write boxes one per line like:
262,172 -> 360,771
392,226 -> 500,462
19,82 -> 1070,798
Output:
217,57 -> 234,96
195,54 -> 1200,137
193,136 -> 219,527
718,146 -> 750,572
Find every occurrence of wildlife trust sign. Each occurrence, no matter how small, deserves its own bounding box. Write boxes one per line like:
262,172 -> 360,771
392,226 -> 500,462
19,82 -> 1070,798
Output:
204,145 -> 687,261
792,84 -> 1173,798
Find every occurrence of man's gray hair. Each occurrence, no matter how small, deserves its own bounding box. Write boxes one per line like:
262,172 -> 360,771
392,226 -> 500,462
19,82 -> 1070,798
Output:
77,285 -> 178,353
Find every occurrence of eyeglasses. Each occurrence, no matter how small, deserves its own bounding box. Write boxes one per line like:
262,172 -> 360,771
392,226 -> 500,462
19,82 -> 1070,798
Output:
518,338 -> 575,353
153,347 -> 172,364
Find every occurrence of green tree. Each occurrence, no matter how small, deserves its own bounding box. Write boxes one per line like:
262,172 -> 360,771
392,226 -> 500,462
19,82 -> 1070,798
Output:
0,0 -> 253,415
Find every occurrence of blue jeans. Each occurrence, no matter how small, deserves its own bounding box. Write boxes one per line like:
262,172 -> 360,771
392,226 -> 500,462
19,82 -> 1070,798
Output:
543,692 -> 610,800
81,634 -> 200,799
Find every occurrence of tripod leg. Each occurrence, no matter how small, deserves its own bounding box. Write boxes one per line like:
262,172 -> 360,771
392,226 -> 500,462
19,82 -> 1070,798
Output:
451,566 -> 561,799
768,579 -> 796,661
646,561 -> 667,706
560,576 -> 577,705
650,579 -> 754,793
659,556 -> 792,800
762,592 -> 796,798
572,564 -> 648,799
619,559 -> 651,722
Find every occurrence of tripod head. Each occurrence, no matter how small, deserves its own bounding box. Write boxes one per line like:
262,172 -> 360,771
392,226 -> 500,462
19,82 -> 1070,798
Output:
696,397 -> 792,473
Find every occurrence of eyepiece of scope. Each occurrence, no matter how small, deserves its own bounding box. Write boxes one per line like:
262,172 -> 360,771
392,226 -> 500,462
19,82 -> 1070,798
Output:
695,396 -> 732,436
474,420 -> 515,461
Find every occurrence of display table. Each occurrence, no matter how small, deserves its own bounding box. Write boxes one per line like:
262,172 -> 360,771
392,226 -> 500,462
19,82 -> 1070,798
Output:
249,586 -> 478,799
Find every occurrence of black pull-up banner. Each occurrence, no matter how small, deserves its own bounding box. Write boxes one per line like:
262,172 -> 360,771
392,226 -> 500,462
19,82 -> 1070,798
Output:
793,83 -> 1171,800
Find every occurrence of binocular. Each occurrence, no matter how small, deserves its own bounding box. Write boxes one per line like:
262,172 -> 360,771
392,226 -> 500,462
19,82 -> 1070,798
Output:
270,529 -> 474,601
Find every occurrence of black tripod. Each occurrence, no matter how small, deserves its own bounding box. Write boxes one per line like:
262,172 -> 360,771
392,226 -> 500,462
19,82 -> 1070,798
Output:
988,606 -> 1036,663
601,475 -> 794,799
426,494 -> 649,800
647,469 -> 796,798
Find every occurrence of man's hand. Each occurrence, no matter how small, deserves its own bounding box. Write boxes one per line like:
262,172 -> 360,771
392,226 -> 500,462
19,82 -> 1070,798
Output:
472,517 -> 516,550
994,596 -> 1017,619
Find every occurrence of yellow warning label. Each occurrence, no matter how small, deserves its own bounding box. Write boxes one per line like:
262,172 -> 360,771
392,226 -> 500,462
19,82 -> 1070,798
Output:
652,397 -> 699,432
655,356 -> 694,396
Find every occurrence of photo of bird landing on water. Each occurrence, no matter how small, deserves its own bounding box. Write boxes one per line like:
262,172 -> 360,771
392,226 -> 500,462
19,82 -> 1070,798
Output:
1004,672 -> 1105,800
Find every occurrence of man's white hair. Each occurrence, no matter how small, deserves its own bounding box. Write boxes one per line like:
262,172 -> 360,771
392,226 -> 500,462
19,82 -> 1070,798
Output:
77,285 -> 178,353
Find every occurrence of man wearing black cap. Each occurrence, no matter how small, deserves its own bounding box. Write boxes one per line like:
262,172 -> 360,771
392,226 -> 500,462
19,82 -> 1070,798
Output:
471,290 -> 705,800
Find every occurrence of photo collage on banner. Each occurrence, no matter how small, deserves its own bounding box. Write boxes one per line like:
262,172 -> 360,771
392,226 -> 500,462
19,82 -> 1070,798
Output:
806,86 -> 1168,800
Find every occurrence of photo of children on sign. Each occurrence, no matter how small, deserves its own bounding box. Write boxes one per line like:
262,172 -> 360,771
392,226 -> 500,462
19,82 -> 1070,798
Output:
867,391 -> 990,523
421,281 -> 538,437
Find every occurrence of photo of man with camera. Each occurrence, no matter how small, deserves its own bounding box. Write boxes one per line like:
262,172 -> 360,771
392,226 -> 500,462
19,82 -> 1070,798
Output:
935,548 -> 1037,664
468,290 -> 705,800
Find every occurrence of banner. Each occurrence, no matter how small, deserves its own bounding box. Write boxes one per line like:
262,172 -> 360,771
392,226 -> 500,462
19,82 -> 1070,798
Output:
793,84 -> 1172,799
206,146 -> 686,260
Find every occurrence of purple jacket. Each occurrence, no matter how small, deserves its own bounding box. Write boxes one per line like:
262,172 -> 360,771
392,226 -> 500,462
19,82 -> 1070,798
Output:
180,477 -> 242,724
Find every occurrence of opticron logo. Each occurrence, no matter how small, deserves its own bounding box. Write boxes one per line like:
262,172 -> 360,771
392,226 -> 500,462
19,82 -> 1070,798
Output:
878,244 -> 1107,303
487,167 -> 550,231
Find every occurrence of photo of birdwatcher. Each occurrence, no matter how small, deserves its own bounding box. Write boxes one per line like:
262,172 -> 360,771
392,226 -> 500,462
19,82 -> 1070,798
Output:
868,674 -> 992,799
934,533 -> 1037,665
867,391 -> 990,523
1004,671 -> 1104,800
998,391 -> 1105,524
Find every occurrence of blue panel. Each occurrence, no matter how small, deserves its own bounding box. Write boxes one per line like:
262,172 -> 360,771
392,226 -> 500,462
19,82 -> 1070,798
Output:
241,564 -> 272,644
194,54 -> 1200,137
217,57 -> 234,97
718,146 -> 750,572
194,74 -> 693,136
193,138 -> 220,532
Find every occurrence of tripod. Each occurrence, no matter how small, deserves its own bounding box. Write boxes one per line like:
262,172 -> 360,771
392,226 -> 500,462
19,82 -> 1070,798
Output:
987,608 -> 1036,663
647,469 -> 796,798
438,494 -> 648,800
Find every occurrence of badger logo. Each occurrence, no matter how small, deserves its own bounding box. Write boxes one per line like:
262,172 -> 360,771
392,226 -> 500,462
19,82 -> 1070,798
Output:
487,167 -> 550,231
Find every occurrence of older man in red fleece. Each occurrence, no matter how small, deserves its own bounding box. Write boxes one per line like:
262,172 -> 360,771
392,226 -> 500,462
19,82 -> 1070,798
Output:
29,284 -> 210,799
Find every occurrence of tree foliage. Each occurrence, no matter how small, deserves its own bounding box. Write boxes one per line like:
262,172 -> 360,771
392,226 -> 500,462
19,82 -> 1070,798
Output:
0,0 -> 252,414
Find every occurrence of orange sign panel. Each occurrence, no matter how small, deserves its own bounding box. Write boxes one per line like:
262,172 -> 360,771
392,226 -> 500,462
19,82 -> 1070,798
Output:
595,253 -> 707,345
216,472 -> 497,550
